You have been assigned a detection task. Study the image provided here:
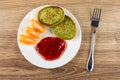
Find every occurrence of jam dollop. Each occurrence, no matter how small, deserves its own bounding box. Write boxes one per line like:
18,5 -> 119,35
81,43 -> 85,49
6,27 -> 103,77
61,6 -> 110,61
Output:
35,37 -> 67,61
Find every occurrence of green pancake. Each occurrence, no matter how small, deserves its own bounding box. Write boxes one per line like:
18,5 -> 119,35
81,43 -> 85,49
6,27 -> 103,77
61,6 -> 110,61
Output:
38,6 -> 65,26
52,16 -> 76,40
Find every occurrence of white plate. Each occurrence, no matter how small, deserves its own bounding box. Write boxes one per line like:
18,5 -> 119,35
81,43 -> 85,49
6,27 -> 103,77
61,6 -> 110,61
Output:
17,5 -> 82,69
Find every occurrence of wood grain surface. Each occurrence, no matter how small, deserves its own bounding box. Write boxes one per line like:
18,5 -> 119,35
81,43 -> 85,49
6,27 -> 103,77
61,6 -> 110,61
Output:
0,0 -> 120,80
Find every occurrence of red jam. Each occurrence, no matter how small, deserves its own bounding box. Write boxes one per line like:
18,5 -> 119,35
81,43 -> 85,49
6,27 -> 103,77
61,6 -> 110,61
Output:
35,37 -> 67,61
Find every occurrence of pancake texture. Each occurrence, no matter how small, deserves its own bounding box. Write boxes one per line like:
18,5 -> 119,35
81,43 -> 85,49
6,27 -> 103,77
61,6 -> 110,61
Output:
52,16 -> 76,40
38,6 -> 65,26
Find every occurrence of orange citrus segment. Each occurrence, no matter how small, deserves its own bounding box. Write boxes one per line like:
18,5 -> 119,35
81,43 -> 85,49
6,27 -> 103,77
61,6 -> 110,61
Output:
19,34 -> 36,44
25,26 -> 40,39
32,25 -> 41,33
30,19 -> 45,33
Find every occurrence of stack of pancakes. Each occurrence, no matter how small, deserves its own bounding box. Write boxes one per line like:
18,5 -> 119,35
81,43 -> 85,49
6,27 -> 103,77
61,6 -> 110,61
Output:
38,6 -> 76,40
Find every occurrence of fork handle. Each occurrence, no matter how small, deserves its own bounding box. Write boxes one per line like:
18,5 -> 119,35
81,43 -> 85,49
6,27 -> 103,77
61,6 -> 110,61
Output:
86,31 -> 96,72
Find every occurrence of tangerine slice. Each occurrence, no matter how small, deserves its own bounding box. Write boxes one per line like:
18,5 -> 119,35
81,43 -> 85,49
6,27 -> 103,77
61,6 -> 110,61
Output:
30,19 -> 45,33
19,34 -> 36,44
25,26 -> 40,39
31,24 -> 41,33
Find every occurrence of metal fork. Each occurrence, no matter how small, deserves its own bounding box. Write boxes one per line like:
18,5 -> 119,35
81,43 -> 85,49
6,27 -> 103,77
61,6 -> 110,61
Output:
86,8 -> 101,72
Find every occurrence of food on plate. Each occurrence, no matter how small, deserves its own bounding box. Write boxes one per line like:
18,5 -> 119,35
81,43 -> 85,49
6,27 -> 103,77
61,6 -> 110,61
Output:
38,6 -> 65,26
35,37 -> 67,61
52,16 -> 76,40
19,34 -> 37,44
25,26 -> 40,39
19,19 -> 46,45
30,19 -> 45,33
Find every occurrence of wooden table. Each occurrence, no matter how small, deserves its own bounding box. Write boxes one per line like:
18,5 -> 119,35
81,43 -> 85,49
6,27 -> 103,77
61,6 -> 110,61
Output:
0,0 -> 120,80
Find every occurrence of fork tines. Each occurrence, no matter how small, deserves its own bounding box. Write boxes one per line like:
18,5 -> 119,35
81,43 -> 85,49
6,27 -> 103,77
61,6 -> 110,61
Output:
91,8 -> 101,27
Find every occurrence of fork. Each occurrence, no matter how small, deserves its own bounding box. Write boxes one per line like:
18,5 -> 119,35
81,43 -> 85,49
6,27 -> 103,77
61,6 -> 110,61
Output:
86,8 -> 101,72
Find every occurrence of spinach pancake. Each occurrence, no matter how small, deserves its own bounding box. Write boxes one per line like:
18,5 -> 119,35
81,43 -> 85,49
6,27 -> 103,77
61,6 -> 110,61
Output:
38,6 -> 65,26
52,16 -> 76,40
